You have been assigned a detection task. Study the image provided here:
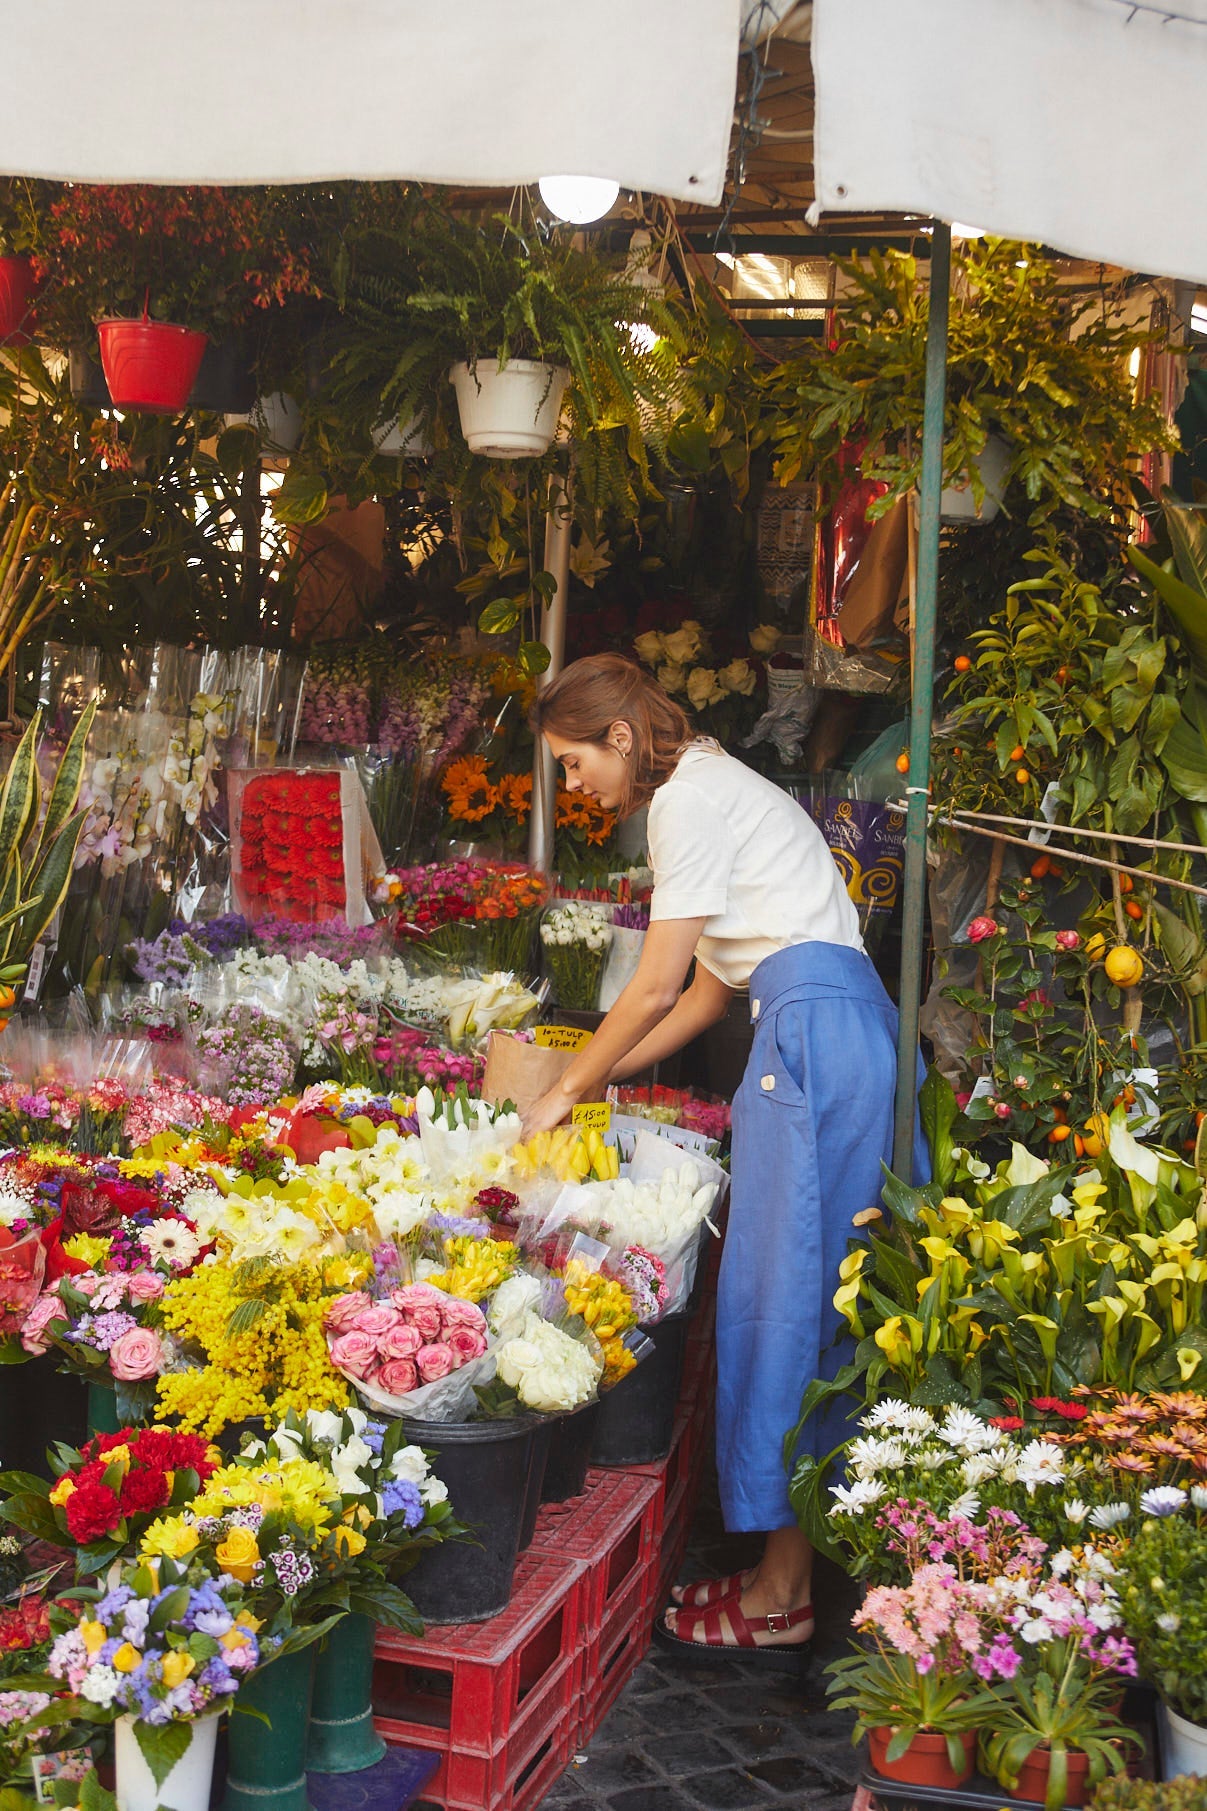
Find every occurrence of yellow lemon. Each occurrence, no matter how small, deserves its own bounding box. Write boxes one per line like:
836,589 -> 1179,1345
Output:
1084,933 -> 1107,962
1104,945 -> 1144,988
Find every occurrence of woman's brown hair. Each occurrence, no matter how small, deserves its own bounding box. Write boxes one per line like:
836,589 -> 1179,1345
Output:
531,653 -> 693,816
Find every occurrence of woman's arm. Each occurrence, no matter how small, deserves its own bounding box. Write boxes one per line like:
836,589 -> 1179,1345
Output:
609,961 -> 733,1081
520,917 -> 706,1136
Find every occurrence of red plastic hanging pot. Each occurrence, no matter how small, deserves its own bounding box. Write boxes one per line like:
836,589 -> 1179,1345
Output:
96,315 -> 208,414
0,257 -> 36,345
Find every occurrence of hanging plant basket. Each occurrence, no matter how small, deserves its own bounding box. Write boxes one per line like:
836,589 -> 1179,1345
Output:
0,256 -> 36,345
372,412 -> 434,457
97,317 -> 208,415
190,340 -> 257,414
449,359 -> 569,458
940,432 -> 1012,525
224,392 -> 303,455
69,346 -> 113,408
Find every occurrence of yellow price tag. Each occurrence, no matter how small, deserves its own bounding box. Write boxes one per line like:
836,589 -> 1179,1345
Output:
572,1102 -> 611,1132
535,1024 -> 594,1052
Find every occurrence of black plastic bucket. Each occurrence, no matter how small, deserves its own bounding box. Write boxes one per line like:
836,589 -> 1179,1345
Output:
0,1358 -> 86,1476
540,1400 -> 601,1504
517,1417 -> 552,1550
400,1413 -> 537,1623
590,1311 -> 690,1467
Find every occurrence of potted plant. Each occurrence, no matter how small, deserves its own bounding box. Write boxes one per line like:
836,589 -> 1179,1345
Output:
767,237 -> 1176,523
978,1554 -> 1138,1810
327,199 -> 688,463
28,183 -> 316,413
0,178 -> 41,345
1092,1778 -> 1207,1807
826,1565 -> 999,1788
1115,1505 -> 1207,1779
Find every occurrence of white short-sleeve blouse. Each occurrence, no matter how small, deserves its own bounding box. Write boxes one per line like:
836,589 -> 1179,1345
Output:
645,742 -> 863,989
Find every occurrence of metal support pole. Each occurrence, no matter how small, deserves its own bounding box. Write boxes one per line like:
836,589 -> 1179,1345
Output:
527,469 -> 573,875
892,222 -> 950,1176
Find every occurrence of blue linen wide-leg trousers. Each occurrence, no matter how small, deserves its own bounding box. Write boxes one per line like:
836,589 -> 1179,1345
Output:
715,941 -> 928,1533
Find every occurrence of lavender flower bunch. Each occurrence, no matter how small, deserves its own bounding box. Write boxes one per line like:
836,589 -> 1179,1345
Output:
194,1004 -> 300,1107
127,928 -> 212,987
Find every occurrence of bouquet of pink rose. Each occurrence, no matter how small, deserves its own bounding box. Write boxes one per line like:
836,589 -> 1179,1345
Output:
19,1267 -> 170,1423
324,1283 -> 492,1421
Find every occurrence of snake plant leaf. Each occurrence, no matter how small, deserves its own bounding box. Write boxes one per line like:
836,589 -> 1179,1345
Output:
1129,543 -> 1207,677
36,699 -> 95,858
0,714 -> 40,873
17,809 -> 89,962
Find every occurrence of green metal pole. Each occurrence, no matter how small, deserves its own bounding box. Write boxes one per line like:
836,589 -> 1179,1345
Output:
892,222 -> 951,1176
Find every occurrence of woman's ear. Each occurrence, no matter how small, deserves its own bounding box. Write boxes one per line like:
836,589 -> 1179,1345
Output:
609,719 -> 633,758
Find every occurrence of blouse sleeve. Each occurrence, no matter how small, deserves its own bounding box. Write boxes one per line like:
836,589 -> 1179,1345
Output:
647,780 -> 734,921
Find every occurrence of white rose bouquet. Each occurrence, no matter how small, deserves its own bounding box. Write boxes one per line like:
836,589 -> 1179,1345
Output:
540,903 -> 613,1012
494,1310 -> 603,1414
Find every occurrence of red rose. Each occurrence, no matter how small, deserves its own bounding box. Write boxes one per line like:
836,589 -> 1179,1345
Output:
64,1479 -> 122,1543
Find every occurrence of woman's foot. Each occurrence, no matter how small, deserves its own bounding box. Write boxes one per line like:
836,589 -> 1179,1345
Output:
669,1569 -> 756,1609
661,1570 -> 814,1652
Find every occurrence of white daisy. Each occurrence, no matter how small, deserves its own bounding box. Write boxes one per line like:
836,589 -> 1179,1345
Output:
830,1478 -> 887,1514
1088,1502 -> 1130,1531
140,1219 -> 203,1269
1139,1486 -> 1188,1518
1062,1499 -> 1089,1525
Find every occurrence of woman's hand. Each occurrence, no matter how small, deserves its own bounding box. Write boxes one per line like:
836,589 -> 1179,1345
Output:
521,1082 -> 577,1141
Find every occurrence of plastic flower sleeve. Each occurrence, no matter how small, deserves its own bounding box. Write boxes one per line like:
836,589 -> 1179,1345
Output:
348,1347 -> 498,1424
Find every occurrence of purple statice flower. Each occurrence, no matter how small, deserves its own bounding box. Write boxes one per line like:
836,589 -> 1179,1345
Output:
195,1004 -> 299,1108
429,1212 -> 490,1239
382,1479 -> 424,1529
172,914 -> 252,959
85,1311 -> 139,1351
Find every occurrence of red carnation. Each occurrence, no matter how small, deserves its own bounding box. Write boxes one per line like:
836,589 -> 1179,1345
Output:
64,1480 -> 122,1543
118,1467 -> 171,1516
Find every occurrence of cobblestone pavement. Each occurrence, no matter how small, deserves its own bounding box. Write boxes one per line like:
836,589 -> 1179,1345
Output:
541,1472 -> 861,1811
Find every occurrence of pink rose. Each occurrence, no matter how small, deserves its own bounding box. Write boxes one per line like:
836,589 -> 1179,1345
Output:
409,1305 -> 444,1343
349,1304 -> 400,1340
967,916 -> 999,944
73,1274 -> 100,1299
109,1326 -> 164,1382
20,1292 -> 67,1356
447,1325 -> 487,1365
380,1322 -> 422,1360
416,1342 -> 456,1384
325,1292 -> 371,1335
377,1357 -> 419,1397
1055,930 -> 1080,951
439,1297 -> 487,1334
125,1270 -> 165,1303
329,1329 -> 379,1380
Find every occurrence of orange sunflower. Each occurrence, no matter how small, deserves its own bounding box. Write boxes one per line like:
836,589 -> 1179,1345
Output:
497,771 -> 533,825
443,755 -> 498,824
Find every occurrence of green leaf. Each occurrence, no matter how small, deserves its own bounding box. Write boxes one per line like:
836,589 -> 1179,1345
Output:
517,639 -> 551,676
37,700 -> 96,860
1160,708 -> 1207,802
216,424 -> 260,480
133,1718 -> 192,1789
272,466 -> 329,527
0,715 -> 38,870
1130,543 -> 1207,677
225,1299 -> 266,1338
919,1066 -> 958,1191
478,597 -> 521,636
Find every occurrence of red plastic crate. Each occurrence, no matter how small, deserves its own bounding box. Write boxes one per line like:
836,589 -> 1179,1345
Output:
531,1470 -> 661,1618
372,1546 -> 586,1807
586,1553 -> 657,1734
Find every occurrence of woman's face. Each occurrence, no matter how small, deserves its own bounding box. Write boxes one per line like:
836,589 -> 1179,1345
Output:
545,722 -> 632,811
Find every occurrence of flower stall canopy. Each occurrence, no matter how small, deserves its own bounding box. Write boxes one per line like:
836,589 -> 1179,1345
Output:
812,0 -> 1207,285
0,0 -> 741,203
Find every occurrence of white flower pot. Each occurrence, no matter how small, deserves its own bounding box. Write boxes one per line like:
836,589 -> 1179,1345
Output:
449,359 -> 570,458
115,1712 -> 220,1811
1160,1700 -> 1207,1778
373,411 -> 433,457
224,391 -> 302,454
940,431 -> 1012,525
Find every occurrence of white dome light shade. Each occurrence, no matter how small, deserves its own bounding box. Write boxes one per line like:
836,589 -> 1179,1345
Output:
538,175 -> 620,224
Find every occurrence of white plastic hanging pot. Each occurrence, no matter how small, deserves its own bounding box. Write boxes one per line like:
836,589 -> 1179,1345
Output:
224,391 -> 302,455
1159,1701 -> 1207,1777
372,411 -> 434,457
449,359 -> 570,458
940,432 -> 1012,525
115,1712 -> 220,1811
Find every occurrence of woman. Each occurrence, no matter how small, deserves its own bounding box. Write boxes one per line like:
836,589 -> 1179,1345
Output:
524,653 -> 926,1661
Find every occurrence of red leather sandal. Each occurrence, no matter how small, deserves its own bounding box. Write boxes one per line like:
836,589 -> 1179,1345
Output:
653,1598 -> 815,1668
669,1570 -> 752,1609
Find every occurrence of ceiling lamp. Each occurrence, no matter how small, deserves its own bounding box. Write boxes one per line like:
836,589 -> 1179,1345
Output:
538,175 -> 620,223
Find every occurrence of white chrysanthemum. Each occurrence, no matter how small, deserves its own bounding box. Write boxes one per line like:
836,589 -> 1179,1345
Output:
0,1187 -> 33,1225
1013,1440 -> 1067,1490
1157,1612 -> 1182,1633
961,1452 -> 1003,1489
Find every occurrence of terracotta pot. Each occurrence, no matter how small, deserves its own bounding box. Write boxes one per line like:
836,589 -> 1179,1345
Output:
1008,1744 -> 1092,1806
868,1727 -> 976,1789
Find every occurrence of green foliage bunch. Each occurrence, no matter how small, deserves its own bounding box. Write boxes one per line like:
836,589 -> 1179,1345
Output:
1114,1510 -> 1207,1727
0,704 -> 96,990
1092,1776 -> 1207,1809
767,237 -> 1176,517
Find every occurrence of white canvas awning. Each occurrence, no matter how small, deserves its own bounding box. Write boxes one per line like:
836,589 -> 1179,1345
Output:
0,0 -> 741,204
812,0 -> 1207,284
